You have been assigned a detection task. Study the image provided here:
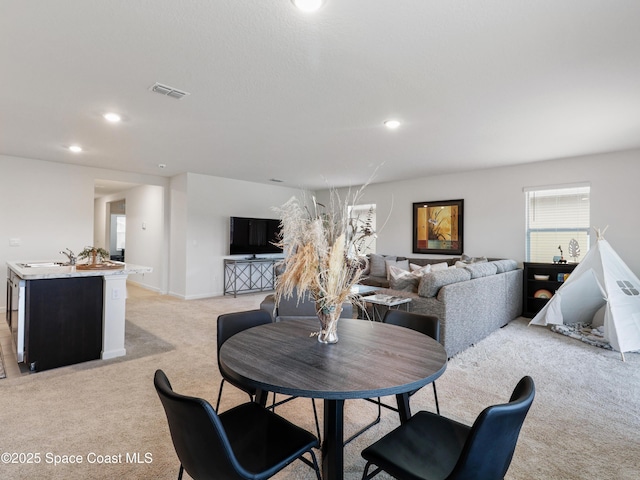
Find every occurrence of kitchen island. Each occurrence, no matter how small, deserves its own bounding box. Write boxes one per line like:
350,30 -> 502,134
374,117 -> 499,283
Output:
6,261 -> 152,371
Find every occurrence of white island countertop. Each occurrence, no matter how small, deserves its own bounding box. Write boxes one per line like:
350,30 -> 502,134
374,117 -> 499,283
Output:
7,261 -> 152,280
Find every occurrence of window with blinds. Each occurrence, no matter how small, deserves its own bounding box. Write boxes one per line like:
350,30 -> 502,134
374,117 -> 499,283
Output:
524,184 -> 590,263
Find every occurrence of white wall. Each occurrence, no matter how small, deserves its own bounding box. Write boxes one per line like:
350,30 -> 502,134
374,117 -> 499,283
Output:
1,156 -> 94,272
319,149 -> 640,276
1,154 -> 304,305
4,148 -> 639,309
1,154 -> 168,310
174,173 -> 303,299
168,174 -> 188,297
123,184 -> 165,290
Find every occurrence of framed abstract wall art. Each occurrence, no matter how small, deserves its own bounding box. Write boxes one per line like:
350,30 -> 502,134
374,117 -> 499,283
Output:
412,199 -> 464,255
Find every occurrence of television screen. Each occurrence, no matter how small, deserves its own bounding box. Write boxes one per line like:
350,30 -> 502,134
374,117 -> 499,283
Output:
229,217 -> 283,256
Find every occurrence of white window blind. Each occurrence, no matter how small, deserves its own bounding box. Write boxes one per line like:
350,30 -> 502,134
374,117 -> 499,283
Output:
524,184 -> 590,263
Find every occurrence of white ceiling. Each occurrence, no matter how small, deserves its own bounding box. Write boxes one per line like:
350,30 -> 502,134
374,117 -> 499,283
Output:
3,0 -> 640,190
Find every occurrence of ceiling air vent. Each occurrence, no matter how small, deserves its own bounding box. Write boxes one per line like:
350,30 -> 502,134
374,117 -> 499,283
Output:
149,82 -> 190,100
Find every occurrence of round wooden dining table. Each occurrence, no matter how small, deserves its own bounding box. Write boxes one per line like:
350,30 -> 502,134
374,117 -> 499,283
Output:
219,317 -> 447,480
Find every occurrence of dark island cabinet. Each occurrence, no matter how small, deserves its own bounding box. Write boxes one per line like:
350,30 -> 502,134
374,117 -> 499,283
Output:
522,262 -> 578,318
24,277 -> 104,371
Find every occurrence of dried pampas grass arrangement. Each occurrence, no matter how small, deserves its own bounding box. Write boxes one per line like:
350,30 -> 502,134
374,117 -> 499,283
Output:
273,183 -> 377,340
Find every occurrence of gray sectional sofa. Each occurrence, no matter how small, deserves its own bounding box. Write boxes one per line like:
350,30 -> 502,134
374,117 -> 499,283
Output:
360,254 -> 523,358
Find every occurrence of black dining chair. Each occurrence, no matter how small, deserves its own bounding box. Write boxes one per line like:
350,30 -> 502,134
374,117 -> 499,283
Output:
354,309 -> 442,444
154,369 -> 322,480
382,309 -> 441,414
216,309 -> 321,441
216,309 -> 272,410
345,310 -> 442,445
360,375 -> 536,480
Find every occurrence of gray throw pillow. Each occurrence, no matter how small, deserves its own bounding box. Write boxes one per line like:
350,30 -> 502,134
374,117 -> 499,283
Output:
464,262 -> 498,279
370,254 -> 395,278
460,253 -> 488,264
418,268 -> 472,297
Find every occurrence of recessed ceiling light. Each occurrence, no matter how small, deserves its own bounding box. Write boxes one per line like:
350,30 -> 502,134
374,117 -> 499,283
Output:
292,0 -> 324,13
103,112 -> 122,123
384,119 -> 401,129
158,163 -> 166,169
69,145 -> 83,153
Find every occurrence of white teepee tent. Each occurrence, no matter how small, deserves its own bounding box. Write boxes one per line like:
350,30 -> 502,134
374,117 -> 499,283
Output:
529,228 -> 640,360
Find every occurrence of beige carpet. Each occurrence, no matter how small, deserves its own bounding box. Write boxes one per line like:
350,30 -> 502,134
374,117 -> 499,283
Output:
0,285 -> 639,479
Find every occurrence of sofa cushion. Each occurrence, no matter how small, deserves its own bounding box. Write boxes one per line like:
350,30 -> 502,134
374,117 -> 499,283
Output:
464,262 -> 498,279
418,268 -> 472,297
370,254 -> 395,278
361,276 -> 389,288
490,259 -> 518,273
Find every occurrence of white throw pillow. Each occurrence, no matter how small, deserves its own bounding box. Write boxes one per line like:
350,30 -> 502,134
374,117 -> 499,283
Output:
430,262 -> 449,272
388,265 -> 420,292
410,263 -> 432,275
385,259 -> 409,280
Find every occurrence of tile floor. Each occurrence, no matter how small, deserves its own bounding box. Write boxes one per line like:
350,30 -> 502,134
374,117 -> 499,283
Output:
0,315 -> 26,379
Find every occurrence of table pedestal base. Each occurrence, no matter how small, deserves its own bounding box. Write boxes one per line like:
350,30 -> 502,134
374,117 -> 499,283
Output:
322,400 -> 345,480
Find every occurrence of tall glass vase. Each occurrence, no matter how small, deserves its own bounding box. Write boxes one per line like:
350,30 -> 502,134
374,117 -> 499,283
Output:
316,303 -> 341,344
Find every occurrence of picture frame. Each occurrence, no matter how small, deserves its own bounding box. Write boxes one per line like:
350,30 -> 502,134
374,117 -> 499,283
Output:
413,199 -> 464,255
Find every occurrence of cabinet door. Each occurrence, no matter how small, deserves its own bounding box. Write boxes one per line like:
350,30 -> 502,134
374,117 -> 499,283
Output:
6,278 -> 14,329
24,277 -> 103,371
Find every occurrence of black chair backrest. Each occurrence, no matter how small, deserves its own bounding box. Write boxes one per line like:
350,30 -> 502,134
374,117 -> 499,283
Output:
275,289 -> 319,317
154,369 -> 244,480
276,287 -> 353,319
447,375 -> 536,480
382,309 -> 440,342
217,309 -> 272,360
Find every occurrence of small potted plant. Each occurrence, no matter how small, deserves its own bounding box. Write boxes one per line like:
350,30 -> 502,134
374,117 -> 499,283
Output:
78,246 -> 111,265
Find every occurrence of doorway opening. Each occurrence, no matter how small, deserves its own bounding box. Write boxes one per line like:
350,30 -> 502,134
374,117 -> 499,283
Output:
348,203 -> 377,255
108,199 -> 126,261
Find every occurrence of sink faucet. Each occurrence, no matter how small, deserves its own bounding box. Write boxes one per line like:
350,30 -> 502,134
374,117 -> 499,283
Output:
60,248 -> 77,265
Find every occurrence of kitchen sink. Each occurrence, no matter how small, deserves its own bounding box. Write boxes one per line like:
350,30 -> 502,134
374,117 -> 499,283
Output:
19,262 -> 71,268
